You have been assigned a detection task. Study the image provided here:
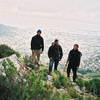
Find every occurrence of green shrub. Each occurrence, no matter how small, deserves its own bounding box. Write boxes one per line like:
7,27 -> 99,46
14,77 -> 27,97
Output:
2,60 -> 8,68
76,78 -> 85,89
0,61 -> 20,100
77,95 -> 96,100
86,79 -> 100,96
51,71 -> 62,88
51,71 -> 79,98
96,97 -> 100,100
49,92 -> 70,100
0,75 -> 11,100
52,71 -> 70,89
76,77 -> 100,97
77,96 -> 84,100
67,87 -> 79,98
0,63 -> 72,100
59,93 -> 70,100
0,44 -> 20,58
39,69 -> 48,80
23,55 -> 32,66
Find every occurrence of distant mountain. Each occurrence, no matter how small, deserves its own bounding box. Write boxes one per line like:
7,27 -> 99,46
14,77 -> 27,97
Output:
0,24 -> 17,36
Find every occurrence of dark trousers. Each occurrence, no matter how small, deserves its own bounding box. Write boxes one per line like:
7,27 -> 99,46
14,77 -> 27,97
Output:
67,66 -> 77,81
49,59 -> 59,73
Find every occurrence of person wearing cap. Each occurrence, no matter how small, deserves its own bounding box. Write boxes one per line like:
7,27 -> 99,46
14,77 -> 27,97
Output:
31,29 -> 44,67
48,39 -> 63,74
65,44 -> 82,82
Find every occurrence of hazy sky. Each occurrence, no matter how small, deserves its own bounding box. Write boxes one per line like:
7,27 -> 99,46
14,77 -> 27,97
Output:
0,0 -> 100,28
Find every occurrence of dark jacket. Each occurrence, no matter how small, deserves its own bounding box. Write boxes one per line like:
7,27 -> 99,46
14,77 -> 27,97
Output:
31,34 -> 44,51
48,44 -> 63,61
67,49 -> 82,67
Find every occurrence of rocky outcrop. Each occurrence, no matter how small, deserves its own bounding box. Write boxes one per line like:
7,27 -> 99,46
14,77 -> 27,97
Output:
0,54 -> 20,75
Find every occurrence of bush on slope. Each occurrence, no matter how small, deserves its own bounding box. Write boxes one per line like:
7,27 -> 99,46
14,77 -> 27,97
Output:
0,44 -> 20,58
76,77 -> 100,97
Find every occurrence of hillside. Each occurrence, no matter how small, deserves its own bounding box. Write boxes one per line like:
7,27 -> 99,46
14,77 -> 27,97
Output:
0,44 -> 100,100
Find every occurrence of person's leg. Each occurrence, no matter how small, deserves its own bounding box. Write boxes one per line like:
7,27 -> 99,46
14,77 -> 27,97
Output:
67,66 -> 71,77
32,51 -> 37,65
54,60 -> 59,71
36,50 -> 40,65
49,59 -> 54,74
72,67 -> 77,82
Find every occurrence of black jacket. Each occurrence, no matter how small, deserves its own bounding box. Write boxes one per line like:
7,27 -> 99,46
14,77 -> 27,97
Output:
67,49 -> 82,67
48,44 -> 63,61
31,34 -> 44,51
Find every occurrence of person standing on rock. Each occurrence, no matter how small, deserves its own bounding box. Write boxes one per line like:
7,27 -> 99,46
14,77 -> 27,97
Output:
65,44 -> 82,82
48,39 -> 63,74
31,29 -> 44,67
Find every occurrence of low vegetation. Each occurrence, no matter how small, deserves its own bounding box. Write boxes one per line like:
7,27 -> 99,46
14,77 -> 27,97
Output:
51,71 -> 79,98
76,77 -> 100,97
77,95 -> 100,100
0,44 -> 20,58
0,59 -> 71,100
0,57 -> 99,100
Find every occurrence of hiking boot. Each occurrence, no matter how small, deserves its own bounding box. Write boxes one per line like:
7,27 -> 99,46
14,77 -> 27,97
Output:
48,72 -> 51,75
73,80 -> 76,82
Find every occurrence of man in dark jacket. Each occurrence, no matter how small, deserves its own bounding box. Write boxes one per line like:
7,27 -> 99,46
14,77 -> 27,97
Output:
31,29 -> 44,67
48,39 -> 63,74
65,44 -> 82,82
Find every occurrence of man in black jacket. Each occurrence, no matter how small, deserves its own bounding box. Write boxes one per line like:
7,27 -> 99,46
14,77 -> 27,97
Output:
48,39 -> 63,74
65,44 -> 82,82
31,29 -> 44,67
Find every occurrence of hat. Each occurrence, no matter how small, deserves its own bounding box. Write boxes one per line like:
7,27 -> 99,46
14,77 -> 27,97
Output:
37,29 -> 42,33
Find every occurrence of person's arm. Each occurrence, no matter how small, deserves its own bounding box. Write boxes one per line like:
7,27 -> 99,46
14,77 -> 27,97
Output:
59,46 -> 63,60
66,51 -> 71,65
41,38 -> 44,52
48,46 -> 52,59
77,52 -> 82,67
31,37 -> 34,50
